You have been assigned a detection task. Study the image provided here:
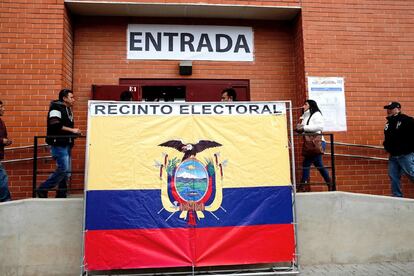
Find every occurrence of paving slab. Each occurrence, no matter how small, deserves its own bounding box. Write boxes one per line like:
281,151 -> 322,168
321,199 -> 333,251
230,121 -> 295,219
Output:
300,261 -> 414,276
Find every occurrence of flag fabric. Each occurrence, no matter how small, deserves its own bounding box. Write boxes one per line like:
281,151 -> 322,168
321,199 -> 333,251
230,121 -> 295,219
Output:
83,102 -> 295,271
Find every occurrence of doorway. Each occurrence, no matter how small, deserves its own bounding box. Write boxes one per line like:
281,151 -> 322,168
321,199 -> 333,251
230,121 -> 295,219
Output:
92,79 -> 249,102
142,86 -> 185,102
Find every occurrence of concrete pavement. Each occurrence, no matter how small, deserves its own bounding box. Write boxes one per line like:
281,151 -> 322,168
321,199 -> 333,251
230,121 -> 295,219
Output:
300,261 -> 414,275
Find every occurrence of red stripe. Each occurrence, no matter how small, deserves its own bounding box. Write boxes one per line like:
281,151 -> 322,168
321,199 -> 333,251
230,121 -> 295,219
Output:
84,224 -> 294,271
195,224 -> 295,266
85,228 -> 193,271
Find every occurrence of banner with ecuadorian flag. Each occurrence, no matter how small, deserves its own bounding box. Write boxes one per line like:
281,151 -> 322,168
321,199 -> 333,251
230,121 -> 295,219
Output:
83,101 -> 296,272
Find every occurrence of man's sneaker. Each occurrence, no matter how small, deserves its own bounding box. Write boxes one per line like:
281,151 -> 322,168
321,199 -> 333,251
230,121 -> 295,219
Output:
55,188 -> 67,198
36,189 -> 48,198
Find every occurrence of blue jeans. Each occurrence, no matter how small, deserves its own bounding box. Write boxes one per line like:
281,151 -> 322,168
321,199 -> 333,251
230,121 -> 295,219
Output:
0,162 -> 11,202
38,145 -> 71,198
301,141 -> 331,184
388,152 -> 414,197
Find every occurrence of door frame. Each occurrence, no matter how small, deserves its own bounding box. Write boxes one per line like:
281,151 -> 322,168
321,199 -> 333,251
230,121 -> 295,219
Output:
119,78 -> 250,102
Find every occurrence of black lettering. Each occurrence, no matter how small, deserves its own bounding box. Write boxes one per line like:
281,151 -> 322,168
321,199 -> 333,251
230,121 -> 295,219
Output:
261,105 -> 272,114
273,104 -> 282,114
145,32 -> 161,51
216,34 -> 232,52
161,105 -> 173,114
225,104 -> 236,114
191,105 -> 201,114
180,105 -> 190,114
249,105 -> 260,114
213,105 -> 224,114
149,104 -> 159,114
181,33 -> 195,52
94,105 -> 105,115
130,32 -> 143,51
196,34 -> 213,52
137,105 -> 148,114
119,105 -> 130,115
202,105 -> 212,114
234,35 -> 250,53
164,32 -> 179,51
108,104 -> 117,115
236,105 -> 247,114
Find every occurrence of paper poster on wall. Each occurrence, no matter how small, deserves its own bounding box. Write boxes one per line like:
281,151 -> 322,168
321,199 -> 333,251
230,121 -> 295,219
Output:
308,77 -> 347,132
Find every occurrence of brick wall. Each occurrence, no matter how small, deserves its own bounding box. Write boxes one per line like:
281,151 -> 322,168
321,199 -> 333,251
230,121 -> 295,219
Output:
300,0 -> 414,197
0,0 -> 68,198
63,6 -> 74,89
1,0 -> 413,199
70,16 -> 298,199
72,16 -> 298,124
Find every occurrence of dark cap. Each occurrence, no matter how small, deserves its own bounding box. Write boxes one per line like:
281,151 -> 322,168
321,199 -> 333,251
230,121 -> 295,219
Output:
384,101 -> 401,109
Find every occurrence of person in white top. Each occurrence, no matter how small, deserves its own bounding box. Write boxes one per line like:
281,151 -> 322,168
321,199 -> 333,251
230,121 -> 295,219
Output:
296,100 -> 332,192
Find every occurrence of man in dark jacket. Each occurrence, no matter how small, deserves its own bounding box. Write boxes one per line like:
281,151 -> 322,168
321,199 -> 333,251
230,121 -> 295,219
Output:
120,90 -> 133,101
0,100 -> 12,202
383,101 -> 414,197
37,89 -> 81,198
221,88 -> 237,102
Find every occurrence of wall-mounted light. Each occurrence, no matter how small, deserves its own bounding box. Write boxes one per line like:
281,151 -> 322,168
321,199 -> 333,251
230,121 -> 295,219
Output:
179,60 -> 192,76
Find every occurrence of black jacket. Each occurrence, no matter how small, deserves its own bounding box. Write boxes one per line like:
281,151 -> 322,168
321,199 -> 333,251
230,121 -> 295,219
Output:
45,100 -> 75,146
0,118 -> 8,160
383,113 -> 414,156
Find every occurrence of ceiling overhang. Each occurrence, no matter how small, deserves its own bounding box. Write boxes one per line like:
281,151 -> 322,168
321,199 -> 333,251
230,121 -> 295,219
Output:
65,1 -> 301,21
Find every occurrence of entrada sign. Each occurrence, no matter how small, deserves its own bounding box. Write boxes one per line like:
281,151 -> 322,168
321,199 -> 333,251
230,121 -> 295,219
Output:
127,24 -> 254,61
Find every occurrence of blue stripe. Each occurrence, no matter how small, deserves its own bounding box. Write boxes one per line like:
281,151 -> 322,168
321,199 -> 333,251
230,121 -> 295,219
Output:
85,186 -> 293,230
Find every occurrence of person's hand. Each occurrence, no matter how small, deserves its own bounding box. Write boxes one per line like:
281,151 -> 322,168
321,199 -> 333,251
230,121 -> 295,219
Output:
71,128 -> 82,135
295,124 -> 304,133
3,138 -> 12,146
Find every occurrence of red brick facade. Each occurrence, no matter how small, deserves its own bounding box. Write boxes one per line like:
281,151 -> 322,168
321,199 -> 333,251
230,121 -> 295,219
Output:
301,1 -> 414,196
0,0 -> 413,198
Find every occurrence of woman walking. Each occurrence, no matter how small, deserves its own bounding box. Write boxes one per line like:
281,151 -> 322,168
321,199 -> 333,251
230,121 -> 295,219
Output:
296,100 -> 332,192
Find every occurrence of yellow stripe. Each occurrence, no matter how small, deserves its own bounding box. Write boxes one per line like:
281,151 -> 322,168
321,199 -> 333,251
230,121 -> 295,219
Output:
86,115 -> 291,190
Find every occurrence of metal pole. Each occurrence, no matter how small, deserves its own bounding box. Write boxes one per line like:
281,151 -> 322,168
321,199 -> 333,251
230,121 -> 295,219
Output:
330,134 -> 336,191
32,136 -> 38,198
287,101 -> 299,270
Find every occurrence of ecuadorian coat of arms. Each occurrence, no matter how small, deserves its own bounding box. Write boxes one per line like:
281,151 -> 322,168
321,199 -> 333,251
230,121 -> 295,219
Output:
156,140 -> 226,225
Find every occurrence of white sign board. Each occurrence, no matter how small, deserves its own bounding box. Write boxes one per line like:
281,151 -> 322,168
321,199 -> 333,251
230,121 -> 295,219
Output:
127,24 -> 254,61
308,77 -> 347,132
89,102 -> 286,116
